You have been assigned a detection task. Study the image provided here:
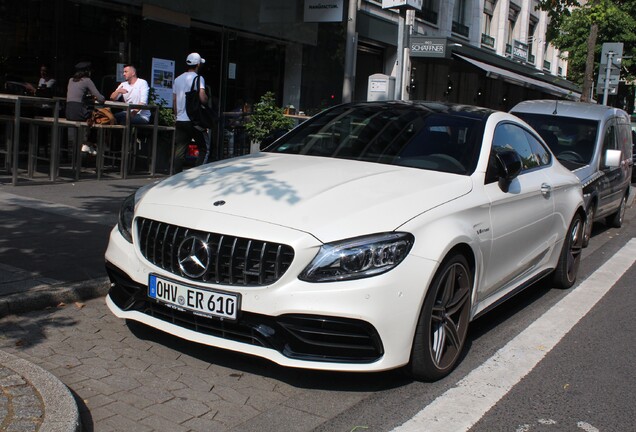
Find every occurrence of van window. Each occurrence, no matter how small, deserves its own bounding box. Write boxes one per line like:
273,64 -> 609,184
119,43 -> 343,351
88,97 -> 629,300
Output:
512,112 -> 598,168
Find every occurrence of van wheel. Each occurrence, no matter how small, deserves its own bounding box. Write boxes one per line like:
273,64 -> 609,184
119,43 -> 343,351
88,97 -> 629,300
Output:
552,213 -> 583,289
606,193 -> 627,228
582,204 -> 595,248
407,253 -> 472,381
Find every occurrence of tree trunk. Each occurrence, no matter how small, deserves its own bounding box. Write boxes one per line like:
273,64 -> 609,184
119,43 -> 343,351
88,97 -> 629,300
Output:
580,22 -> 598,102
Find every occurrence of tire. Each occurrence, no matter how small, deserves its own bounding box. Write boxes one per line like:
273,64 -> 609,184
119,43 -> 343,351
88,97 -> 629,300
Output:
552,213 -> 584,289
606,192 -> 627,228
582,203 -> 595,248
408,253 -> 472,381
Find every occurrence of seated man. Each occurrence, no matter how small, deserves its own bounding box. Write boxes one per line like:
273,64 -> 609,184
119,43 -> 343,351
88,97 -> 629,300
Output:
109,64 -> 150,125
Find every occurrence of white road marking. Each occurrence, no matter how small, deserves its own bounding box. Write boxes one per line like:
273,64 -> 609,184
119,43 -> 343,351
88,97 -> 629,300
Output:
392,238 -> 636,432
577,421 -> 600,432
537,419 -> 557,425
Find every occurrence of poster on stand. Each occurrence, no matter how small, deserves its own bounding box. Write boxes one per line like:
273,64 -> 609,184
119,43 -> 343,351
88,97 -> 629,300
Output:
151,58 -> 175,108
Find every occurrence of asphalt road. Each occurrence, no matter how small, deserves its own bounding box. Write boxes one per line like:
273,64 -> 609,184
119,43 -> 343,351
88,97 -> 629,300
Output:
0,179 -> 634,432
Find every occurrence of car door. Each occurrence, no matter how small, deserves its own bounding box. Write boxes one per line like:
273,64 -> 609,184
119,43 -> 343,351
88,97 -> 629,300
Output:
481,122 -> 555,301
597,119 -> 624,216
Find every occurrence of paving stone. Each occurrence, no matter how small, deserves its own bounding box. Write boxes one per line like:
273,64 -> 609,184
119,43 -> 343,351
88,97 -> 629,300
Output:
139,413 -> 190,432
103,400 -> 147,421
82,393 -> 115,409
68,364 -> 111,380
129,385 -> 175,404
181,416 -> 227,432
232,404 -> 325,432
212,385 -> 249,405
110,389 -> 155,410
172,386 -> 221,404
145,401 -> 195,424
102,413 -> 154,432
242,386 -> 288,411
202,400 -> 260,425
165,396 -> 210,417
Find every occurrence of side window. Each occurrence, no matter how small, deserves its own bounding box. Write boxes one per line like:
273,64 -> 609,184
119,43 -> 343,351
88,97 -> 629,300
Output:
525,130 -> 551,166
491,123 -> 540,171
602,121 -> 618,152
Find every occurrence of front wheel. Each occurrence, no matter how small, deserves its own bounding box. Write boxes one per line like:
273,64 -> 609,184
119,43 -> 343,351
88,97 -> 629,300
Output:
552,213 -> 584,289
407,253 -> 472,381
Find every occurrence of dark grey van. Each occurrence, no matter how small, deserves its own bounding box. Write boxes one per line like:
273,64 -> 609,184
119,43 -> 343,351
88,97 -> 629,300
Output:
512,100 -> 633,246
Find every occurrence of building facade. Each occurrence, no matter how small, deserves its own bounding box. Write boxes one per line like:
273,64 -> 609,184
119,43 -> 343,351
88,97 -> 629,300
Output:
354,0 -> 579,110
0,0 -> 580,156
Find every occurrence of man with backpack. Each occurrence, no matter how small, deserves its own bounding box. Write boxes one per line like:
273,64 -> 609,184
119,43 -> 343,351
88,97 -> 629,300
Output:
172,52 -> 210,173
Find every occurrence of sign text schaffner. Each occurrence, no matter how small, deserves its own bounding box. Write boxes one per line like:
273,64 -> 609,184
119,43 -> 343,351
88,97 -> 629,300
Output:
410,38 -> 447,58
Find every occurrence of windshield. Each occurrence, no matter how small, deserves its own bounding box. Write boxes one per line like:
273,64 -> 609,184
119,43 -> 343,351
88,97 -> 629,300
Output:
265,104 -> 484,175
513,112 -> 598,168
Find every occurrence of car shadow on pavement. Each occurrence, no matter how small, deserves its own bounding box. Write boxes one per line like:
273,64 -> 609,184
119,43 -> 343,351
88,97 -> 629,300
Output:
125,319 -> 411,392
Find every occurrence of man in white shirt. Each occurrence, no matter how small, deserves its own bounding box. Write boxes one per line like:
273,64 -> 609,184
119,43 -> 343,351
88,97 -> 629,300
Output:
172,52 -> 210,172
110,64 -> 150,124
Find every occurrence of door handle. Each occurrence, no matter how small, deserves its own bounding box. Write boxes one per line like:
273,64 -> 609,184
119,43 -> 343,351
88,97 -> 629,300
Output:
541,183 -> 552,197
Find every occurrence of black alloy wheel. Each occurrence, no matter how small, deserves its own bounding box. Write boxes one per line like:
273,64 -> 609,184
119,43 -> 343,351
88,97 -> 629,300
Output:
552,213 -> 584,289
582,204 -> 595,248
408,253 -> 472,381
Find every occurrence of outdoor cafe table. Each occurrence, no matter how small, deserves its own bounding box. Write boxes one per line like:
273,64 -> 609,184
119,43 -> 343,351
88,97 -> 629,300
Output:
0,95 -> 171,184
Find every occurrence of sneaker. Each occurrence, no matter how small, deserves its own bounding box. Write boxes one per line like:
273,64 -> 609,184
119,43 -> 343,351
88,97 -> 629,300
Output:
81,144 -> 98,156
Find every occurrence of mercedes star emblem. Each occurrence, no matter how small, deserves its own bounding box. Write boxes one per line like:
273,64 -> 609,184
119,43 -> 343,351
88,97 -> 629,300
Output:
177,236 -> 210,279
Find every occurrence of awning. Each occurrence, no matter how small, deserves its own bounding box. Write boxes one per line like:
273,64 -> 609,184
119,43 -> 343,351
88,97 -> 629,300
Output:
455,53 -> 581,100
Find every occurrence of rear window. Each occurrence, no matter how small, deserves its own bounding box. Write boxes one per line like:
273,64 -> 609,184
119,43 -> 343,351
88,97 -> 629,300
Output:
266,104 -> 485,175
513,112 -> 598,168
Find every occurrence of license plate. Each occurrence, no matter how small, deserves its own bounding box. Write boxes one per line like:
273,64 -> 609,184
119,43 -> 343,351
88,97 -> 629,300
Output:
148,274 -> 239,320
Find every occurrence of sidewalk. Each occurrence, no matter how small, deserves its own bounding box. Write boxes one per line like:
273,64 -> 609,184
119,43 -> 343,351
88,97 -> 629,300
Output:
0,175 -> 160,431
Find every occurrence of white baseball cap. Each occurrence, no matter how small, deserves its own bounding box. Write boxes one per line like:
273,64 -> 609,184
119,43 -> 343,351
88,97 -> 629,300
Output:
186,52 -> 205,65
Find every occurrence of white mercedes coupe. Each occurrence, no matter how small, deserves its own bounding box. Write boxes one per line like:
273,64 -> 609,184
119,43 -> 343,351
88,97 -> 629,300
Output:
105,101 -> 585,381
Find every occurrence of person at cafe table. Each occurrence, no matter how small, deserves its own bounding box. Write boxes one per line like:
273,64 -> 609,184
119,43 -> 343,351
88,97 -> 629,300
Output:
109,64 -> 150,125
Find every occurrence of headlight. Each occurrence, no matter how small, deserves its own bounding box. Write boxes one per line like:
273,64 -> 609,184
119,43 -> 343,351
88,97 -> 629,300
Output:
299,232 -> 414,282
117,182 -> 156,243
117,193 -> 136,243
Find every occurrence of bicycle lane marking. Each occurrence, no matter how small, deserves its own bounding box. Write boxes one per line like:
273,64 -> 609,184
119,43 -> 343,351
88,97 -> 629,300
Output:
392,238 -> 636,432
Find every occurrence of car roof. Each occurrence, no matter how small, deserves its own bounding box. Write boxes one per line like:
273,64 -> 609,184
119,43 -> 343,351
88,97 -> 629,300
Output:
344,100 -> 495,121
511,99 -> 629,121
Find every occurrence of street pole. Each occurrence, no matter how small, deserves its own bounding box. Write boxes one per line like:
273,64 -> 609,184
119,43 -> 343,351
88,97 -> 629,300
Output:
602,51 -> 614,106
342,0 -> 358,103
395,10 -> 406,100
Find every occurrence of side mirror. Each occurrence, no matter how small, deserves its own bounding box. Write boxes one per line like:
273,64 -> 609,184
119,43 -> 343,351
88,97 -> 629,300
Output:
604,149 -> 621,168
495,149 -> 522,192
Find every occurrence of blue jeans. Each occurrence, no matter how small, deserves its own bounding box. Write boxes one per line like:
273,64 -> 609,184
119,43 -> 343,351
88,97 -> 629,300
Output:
114,111 -> 150,125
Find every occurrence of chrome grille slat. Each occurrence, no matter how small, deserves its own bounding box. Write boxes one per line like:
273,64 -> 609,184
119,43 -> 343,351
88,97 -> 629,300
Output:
136,217 -> 295,287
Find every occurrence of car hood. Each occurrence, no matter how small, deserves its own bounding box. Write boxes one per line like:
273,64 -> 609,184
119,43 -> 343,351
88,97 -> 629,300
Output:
141,153 -> 473,242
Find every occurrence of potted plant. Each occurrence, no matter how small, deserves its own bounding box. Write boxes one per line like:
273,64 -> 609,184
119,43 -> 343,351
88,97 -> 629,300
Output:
244,91 -> 294,151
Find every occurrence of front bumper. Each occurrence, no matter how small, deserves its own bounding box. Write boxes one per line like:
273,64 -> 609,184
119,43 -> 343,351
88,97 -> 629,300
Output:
105,225 -> 436,372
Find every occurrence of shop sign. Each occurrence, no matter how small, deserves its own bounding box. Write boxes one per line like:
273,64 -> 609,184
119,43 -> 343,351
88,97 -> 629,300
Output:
410,37 -> 447,58
304,0 -> 344,22
381,0 -> 423,10
512,40 -> 528,62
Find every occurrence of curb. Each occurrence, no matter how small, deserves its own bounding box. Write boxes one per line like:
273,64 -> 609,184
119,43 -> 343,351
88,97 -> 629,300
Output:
0,350 -> 80,432
0,278 -> 111,318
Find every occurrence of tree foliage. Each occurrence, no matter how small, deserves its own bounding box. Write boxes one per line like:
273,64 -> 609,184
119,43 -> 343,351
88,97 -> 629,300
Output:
538,0 -> 636,86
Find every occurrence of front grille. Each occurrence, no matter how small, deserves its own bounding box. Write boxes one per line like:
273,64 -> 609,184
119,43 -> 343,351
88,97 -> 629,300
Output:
106,263 -> 384,363
136,217 -> 295,286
